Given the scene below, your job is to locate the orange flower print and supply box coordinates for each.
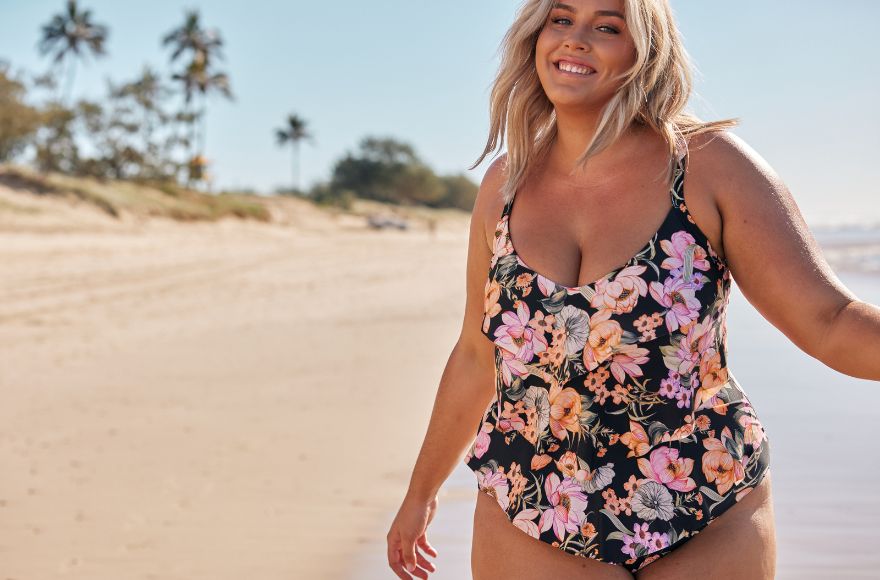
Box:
[483,278,502,334]
[515,272,535,295]
[695,347,728,410]
[701,427,746,494]
[582,309,623,371]
[584,367,610,393]
[610,383,632,405]
[528,310,555,334]
[591,265,649,314]
[508,461,527,501]
[619,420,651,458]
[531,454,553,470]
[556,450,580,477]
[547,383,582,440]
[581,521,597,540]
[490,218,514,267]
[695,414,711,431]
[633,313,653,333]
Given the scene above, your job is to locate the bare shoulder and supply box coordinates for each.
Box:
[685,128,858,362]
[473,153,509,249]
[686,129,785,218]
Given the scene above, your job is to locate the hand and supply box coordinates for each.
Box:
[386,492,440,579]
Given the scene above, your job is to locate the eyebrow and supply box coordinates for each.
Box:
[551,3,625,19]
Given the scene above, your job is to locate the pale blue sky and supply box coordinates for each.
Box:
[1,0,878,226]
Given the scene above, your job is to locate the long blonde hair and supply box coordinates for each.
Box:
[470,0,739,203]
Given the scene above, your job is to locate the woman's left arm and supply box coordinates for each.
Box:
[698,131,880,380]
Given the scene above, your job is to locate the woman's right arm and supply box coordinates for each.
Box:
[386,156,506,579]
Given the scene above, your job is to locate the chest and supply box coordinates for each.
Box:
[505,174,679,290]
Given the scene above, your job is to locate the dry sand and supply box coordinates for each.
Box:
[0,183,471,578]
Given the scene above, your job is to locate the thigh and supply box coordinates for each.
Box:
[636,471,777,580]
[471,489,634,580]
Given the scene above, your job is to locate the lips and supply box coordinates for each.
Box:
[553,57,596,73]
[554,60,596,77]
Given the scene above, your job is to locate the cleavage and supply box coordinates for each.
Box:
[507,182,673,289]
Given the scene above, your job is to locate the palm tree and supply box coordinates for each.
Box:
[162,8,232,187]
[275,114,314,194]
[171,57,232,162]
[161,10,224,66]
[37,0,109,106]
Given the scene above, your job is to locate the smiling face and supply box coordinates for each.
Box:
[535,0,637,111]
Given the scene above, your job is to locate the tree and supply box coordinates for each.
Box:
[162,9,233,187]
[275,113,314,194]
[0,61,42,163]
[330,136,444,205]
[37,0,109,106]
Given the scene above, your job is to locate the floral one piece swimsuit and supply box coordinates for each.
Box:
[464,151,771,574]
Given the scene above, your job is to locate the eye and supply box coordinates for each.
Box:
[549,17,620,34]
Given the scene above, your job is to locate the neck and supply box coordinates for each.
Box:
[548,110,646,177]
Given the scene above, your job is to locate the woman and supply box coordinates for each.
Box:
[386,0,880,578]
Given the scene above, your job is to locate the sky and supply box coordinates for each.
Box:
[1,0,878,226]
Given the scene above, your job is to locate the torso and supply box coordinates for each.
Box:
[464,137,771,572]
[483,131,725,278]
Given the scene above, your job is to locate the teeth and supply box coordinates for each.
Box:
[557,61,594,75]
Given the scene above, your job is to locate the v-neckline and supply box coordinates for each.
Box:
[501,156,684,292]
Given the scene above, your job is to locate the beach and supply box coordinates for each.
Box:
[1,184,879,578]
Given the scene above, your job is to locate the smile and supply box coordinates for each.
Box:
[554,61,596,78]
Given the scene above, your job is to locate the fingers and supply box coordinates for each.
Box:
[417,533,439,558]
[416,550,437,574]
[387,532,410,579]
[387,531,437,579]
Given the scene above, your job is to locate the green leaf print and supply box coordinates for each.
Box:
[600,508,634,535]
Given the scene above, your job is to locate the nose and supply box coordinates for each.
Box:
[562,28,592,52]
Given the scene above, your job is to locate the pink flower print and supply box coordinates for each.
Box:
[538,473,589,542]
[665,317,713,375]
[632,522,651,546]
[536,274,558,297]
[511,508,542,538]
[658,377,679,399]
[676,386,692,409]
[649,275,701,333]
[473,422,494,459]
[621,533,639,558]
[477,467,510,511]
[591,265,648,314]
[659,231,710,272]
[637,446,697,492]
[647,531,670,554]
[738,406,767,450]
[498,348,529,387]
[608,343,650,384]
[494,301,548,364]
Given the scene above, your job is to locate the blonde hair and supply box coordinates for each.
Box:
[470,0,739,203]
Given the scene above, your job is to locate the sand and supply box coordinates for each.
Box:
[0,183,471,578]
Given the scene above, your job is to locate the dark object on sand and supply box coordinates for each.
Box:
[367,214,409,231]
